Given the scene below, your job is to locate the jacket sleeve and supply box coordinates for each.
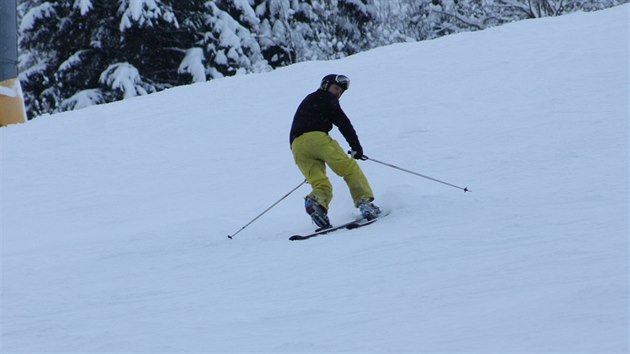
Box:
[328,98,362,152]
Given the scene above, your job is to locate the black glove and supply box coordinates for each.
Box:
[349,149,367,160]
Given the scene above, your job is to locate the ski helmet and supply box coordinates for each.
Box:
[320,74,350,92]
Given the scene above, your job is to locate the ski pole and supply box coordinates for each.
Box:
[227,179,307,239]
[360,154,470,193]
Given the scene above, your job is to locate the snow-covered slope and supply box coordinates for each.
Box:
[2,5,628,353]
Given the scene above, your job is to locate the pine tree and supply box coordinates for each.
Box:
[115,0,180,94]
[254,0,296,68]
[200,0,268,78]
[17,0,626,118]
[19,1,74,114]
[19,1,181,114]
[19,0,279,116]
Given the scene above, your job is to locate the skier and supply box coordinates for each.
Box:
[290,74,381,230]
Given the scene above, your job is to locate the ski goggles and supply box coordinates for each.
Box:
[334,75,350,91]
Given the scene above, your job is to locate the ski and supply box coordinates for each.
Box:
[289,217,377,241]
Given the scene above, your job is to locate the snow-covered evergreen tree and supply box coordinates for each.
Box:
[19,1,178,114]
[254,0,296,68]
[17,0,627,118]
[201,0,268,78]
[426,0,628,36]
[19,1,70,114]
[114,0,181,96]
[19,0,274,115]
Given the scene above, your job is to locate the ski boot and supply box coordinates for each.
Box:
[305,196,331,231]
[358,199,381,220]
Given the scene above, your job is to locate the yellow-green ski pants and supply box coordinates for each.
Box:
[291,132,374,210]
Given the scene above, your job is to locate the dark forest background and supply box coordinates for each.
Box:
[18,0,625,118]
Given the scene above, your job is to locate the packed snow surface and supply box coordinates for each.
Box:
[2,5,628,353]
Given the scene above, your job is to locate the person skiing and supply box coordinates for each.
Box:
[290,74,381,230]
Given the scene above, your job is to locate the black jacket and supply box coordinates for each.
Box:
[289,90,362,152]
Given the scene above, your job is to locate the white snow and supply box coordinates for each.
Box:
[231,0,261,27]
[99,62,147,98]
[0,84,17,98]
[2,5,628,353]
[73,0,93,16]
[58,50,88,73]
[118,0,178,31]
[178,48,207,83]
[60,89,104,111]
[18,2,56,33]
